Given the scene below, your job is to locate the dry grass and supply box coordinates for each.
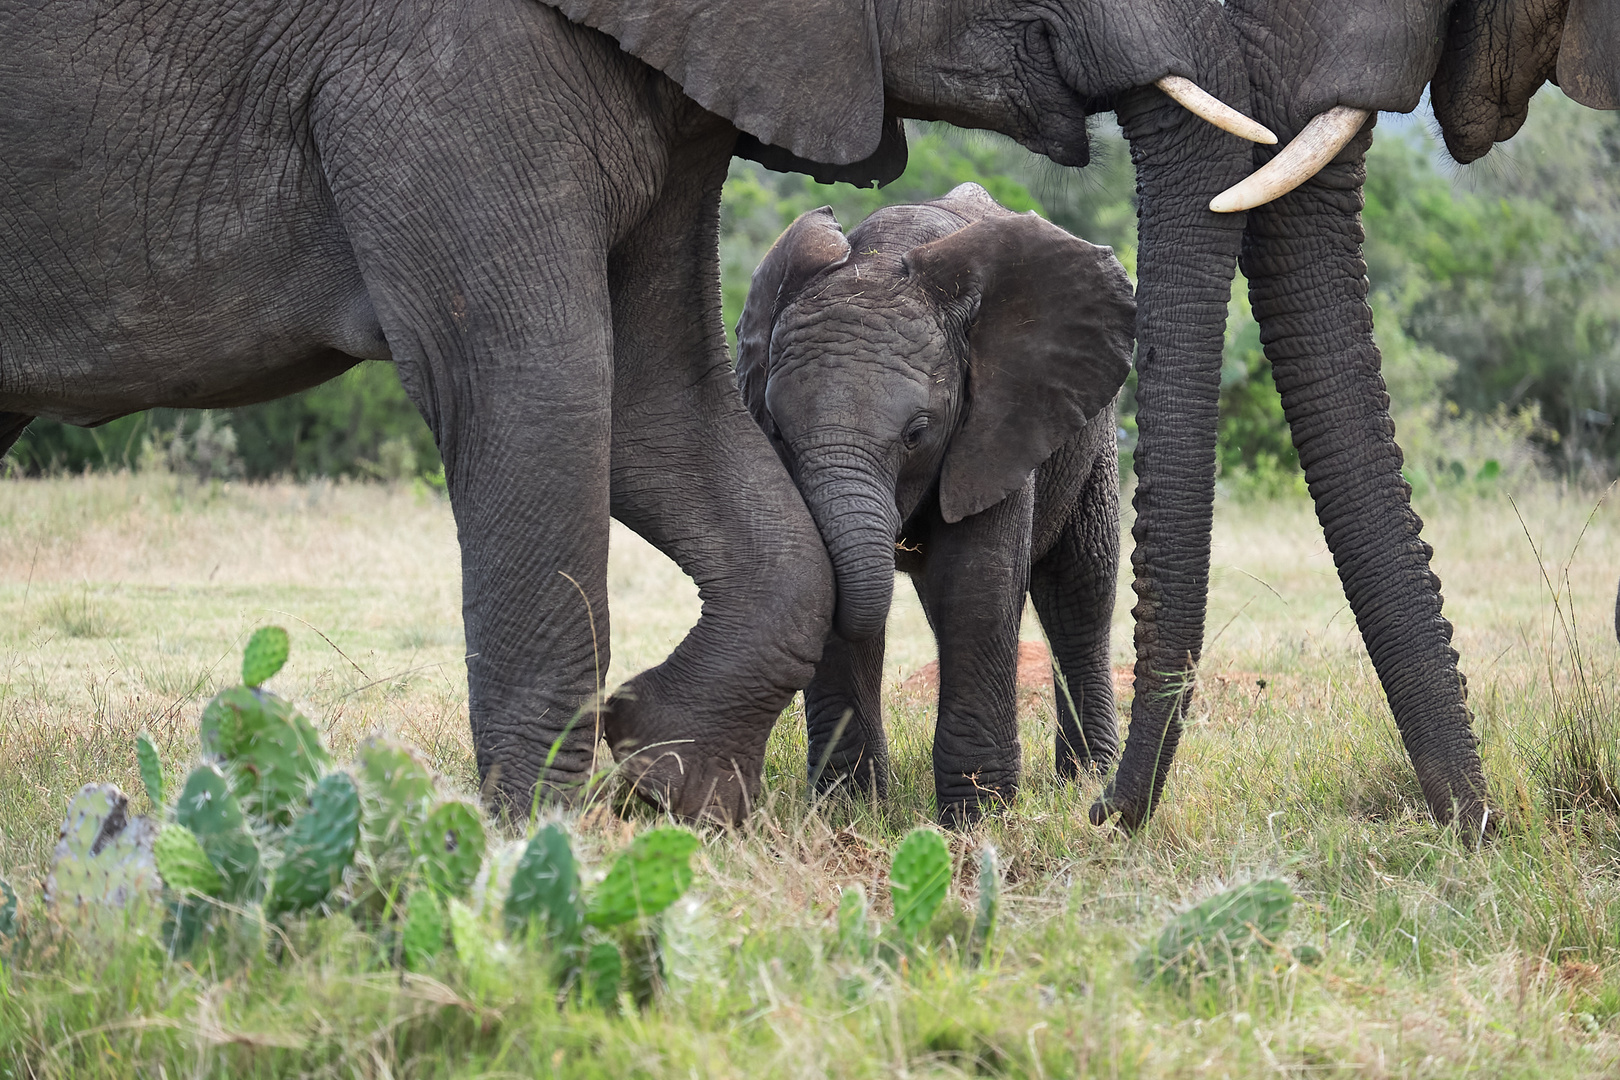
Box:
[4,471,1620,1077]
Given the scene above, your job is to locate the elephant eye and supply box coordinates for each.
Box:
[903,415,930,450]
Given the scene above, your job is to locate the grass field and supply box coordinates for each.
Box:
[4,471,1620,1077]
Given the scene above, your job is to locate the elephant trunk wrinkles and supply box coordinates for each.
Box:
[793,447,902,643]
[1092,84,1249,831]
[1240,125,1492,834]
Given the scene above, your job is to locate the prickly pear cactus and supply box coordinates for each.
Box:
[135,731,163,808]
[585,828,699,929]
[402,888,446,972]
[837,885,871,960]
[1137,879,1296,985]
[413,801,486,900]
[504,823,580,942]
[264,772,361,919]
[240,626,290,687]
[583,939,623,1010]
[0,877,16,940]
[200,685,329,829]
[354,736,436,904]
[888,828,950,941]
[153,824,223,896]
[44,784,161,921]
[174,764,260,901]
[969,845,999,966]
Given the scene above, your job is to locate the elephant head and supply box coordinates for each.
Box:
[1088,0,1620,836]
[735,190,1135,641]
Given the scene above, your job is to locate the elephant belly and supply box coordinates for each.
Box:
[0,1,389,425]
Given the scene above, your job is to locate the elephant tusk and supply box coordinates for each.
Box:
[1154,76,1277,145]
[1209,105,1371,213]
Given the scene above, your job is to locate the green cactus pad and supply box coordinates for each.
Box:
[174,764,260,902]
[199,685,329,828]
[264,772,361,919]
[154,824,223,896]
[45,783,162,921]
[889,828,951,941]
[585,828,699,929]
[583,940,623,1010]
[402,889,446,972]
[356,737,436,834]
[0,877,16,939]
[504,823,580,942]
[969,845,999,966]
[412,801,486,900]
[241,626,290,687]
[1137,878,1295,985]
[135,732,164,809]
[837,885,870,960]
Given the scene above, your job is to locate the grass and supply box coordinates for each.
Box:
[4,470,1620,1076]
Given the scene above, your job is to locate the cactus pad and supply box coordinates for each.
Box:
[837,885,870,959]
[413,801,486,900]
[0,877,16,940]
[241,626,290,687]
[174,764,260,902]
[504,823,580,942]
[355,737,436,883]
[135,731,164,808]
[969,845,999,966]
[889,828,950,941]
[264,772,361,918]
[402,889,446,971]
[1137,878,1295,985]
[585,828,699,929]
[199,685,329,828]
[44,783,161,919]
[583,940,623,1010]
[154,824,223,896]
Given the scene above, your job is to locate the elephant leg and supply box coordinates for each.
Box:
[1242,128,1492,834]
[603,133,834,823]
[914,481,1034,825]
[803,630,890,797]
[1031,454,1120,779]
[0,414,32,459]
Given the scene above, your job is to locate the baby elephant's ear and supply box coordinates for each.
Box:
[910,213,1135,523]
[735,208,850,433]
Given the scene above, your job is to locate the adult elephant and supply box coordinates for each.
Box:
[0,0,1267,822]
[1090,0,1620,836]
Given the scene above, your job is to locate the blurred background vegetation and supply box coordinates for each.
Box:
[9,89,1617,497]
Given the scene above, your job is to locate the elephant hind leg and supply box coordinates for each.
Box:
[0,415,32,460]
[1031,449,1121,779]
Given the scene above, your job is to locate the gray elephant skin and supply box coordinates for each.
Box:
[736,185,1134,822]
[1087,0,1620,837]
[0,0,1263,822]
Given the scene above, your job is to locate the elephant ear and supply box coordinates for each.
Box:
[547,0,886,167]
[909,213,1135,524]
[735,208,851,434]
[1559,0,1620,110]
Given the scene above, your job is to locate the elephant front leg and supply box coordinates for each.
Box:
[804,630,890,798]
[602,134,834,824]
[915,482,1034,825]
[1030,454,1121,778]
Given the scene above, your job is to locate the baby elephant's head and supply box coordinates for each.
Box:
[736,192,1135,640]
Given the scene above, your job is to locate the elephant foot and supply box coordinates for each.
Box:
[601,686,767,826]
[937,784,1014,829]
[1056,746,1113,782]
[812,753,888,800]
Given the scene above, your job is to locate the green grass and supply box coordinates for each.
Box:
[4,471,1620,1076]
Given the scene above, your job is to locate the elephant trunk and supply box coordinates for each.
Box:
[792,446,902,642]
[1239,118,1492,834]
[1090,81,1250,831]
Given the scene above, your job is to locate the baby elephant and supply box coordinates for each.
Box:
[736,183,1135,823]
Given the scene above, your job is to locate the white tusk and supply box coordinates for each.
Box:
[1154,76,1277,145]
[1209,105,1371,213]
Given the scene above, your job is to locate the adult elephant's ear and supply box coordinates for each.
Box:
[735,208,850,434]
[910,213,1135,524]
[1559,0,1620,110]
[547,0,886,167]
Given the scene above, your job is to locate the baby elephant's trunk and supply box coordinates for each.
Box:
[794,453,902,642]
